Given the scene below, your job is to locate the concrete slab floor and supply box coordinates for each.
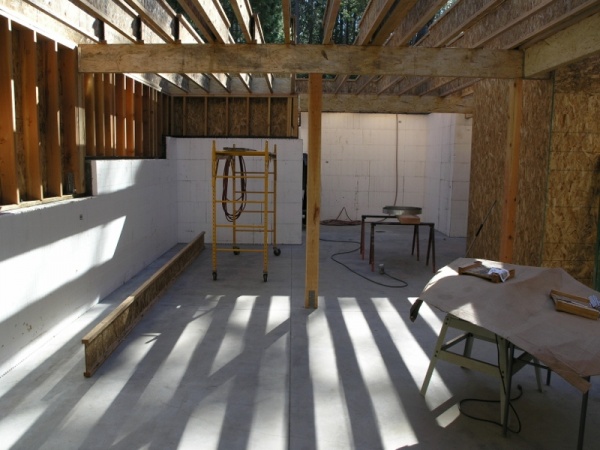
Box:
[0,224,598,449]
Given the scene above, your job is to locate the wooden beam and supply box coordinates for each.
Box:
[525,11,600,78]
[322,0,341,44]
[298,93,473,114]
[134,80,143,156]
[499,79,522,263]
[125,76,135,156]
[81,232,205,377]
[0,17,19,206]
[115,73,126,156]
[42,39,62,197]
[281,0,292,44]
[59,46,85,195]
[177,0,231,43]
[305,73,322,309]
[230,0,253,43]
[94,73,105,156]
[78,44,524,78]
[83,73,96,156]
[20,29,43,201]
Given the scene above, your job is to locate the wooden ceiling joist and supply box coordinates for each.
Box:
[177,0,231,43]
[322,0,341,44]
[79,44,524,78]
[525,11,600,78]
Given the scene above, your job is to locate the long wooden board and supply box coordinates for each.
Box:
[81,232,205,377]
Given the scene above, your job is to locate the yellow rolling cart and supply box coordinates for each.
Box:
[211,141,279,281]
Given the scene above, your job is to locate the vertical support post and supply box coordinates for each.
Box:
[115,73,125,156]
[83,73,96,157]
[94,73,105,156]
[104,73,115,156]
[134,80,143,156]
[21,28,43,201]
[499,78,523,262]
[43,40,62,197]
[125,77,135,156]
[60,46,85,196]
[305,73,322,308]
[0,17,19,205]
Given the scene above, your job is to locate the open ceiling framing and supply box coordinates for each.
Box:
[2,0,600,113]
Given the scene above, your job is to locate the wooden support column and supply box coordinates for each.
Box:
[0,17,19,205]
[134,81,143,156]
[20,29,43,201]
[43,40,62,197]
[59,46,85,196]
[94,73,105,156]
[499,79,523,262]
[83,73,96,157]
[115,74,126,156]
[104,73,115,157]
[305,73,322,308]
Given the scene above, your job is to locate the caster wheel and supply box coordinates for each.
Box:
[263,273,268,282]
[212,271,217,280]
[273,247,281,256]
[233,245,240,255]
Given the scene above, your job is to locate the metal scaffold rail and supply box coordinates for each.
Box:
[211,140,279,281]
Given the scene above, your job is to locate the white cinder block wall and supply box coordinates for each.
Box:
[299,112,472,237]
[168,137,303,245]
[0,160,178,372]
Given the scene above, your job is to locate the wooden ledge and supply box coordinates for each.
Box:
[82,232,205,377]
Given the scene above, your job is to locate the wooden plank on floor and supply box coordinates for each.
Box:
[81,232,205,377]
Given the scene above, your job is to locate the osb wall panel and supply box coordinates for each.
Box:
[467,79,510,259]
[249,98,269,137]
[185,97,206,136]
[171,97,184,136]
[229,97,248,136]
[270,98,289,137]
[207,98,227,136]
[543,55,600,286]
[513,79,553,266]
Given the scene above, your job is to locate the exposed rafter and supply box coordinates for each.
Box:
[322,0,341,44]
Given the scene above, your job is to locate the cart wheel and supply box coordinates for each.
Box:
[263,273,268,282]
[233,245,240,255]
[212,271,217,280]
[273,247,281,256]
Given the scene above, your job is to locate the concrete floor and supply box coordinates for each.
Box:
[1,224,598,449]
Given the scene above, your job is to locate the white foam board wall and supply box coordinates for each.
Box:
[167,137,304,245]
[0,159,178,372]
[300,112,472,237]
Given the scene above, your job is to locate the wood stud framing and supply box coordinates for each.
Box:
[0,19,182,208]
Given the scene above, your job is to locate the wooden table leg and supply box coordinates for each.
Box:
[360,216,365,259]
[369,223,375,271]
[426,224,436,272]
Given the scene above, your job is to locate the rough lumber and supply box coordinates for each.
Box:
[305,74,321,309]
[0,16,19,205]
[525,11,600,78]
[78,44,524,79]
[298,93,473,114]
[81,232,205,377]
[322,0,341,44]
